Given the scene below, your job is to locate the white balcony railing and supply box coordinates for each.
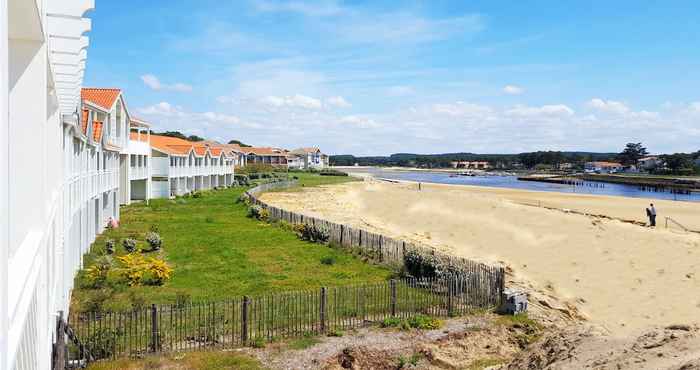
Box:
[129,166,148,180]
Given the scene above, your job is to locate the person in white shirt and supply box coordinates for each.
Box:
[649,203,657,227]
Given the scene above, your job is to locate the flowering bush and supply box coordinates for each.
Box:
[116,253,172,286]
[294,223,330,243]
[86,256,112,288]
[122,238,137,253]
[247,205,268,221]
[146,232,162,250]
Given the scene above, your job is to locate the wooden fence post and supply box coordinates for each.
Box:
[150,304,158,352]
[390,280,397,317]
[447,277,454,317]
[52,311,65,370]
[241,296,249,343]
[320,287,327,333]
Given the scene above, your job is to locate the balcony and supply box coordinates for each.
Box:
[129,166,148,180]
[152,157,169,177]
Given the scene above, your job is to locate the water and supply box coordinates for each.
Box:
[345,168,700,203]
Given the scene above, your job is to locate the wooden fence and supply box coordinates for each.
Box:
[244,180,506,286]
[69,276,499,360]
[69,180,505,362]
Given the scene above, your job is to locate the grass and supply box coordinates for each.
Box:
[71,173,391,313]
[287,334,321,350]
[85,351,267,370]
[282,171,360,190]
[496,313,542,347]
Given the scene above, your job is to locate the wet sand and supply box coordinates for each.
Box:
[260,179,700,337]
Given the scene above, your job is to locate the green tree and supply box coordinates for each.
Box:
[663,153,691,173]
[228,139,251,147]
[187,135,204,142]
[617,143,648,166]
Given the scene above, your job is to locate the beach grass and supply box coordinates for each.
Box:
[71,173,390,313]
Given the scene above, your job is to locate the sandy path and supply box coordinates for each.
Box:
[260,180,700,337]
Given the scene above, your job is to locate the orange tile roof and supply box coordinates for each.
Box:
[209,147,223,156]
[81,88,121,110]
[150,135,196,156]
[81,109,89,135]
[92,121,103,142]
[193,146,208,156]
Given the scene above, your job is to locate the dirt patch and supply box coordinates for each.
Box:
[247,314,541,370]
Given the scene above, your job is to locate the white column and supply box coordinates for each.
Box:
[0,1,9,368]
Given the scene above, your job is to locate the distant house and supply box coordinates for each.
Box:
[638,156,662,171]
[288,147,329,170]
[584,161,623,173]
[451,161,491,170]
[557,162,574,170]
[245,147,289,167]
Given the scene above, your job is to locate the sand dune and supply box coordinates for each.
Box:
[260,179,700,337]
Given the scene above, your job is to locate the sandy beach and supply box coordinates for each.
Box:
[260,178,700,338]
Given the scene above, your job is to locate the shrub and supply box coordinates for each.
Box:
[192,191,203,198]
[294,223,330,243]
[146,257,173,285]
[403,250,460,279]
[105,239,115,254]
[251,337,266,348]
[122,238,137,253]
[85,327,120,360]
[319,169,348,176]
[117,253,147,286]
[247,205,268,221]
[127,291,147,310]
[407,315,442,330]
[81,289,111,312]
[381,315,442,330]
[320,256,336,265]
[117,253,173,286]
[86,256,113,288]
[146,232,162,250]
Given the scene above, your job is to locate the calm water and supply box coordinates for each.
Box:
[345,168,700,203]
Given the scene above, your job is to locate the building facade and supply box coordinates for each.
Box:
[244,147,288,167]
[288,147,328,170]
[150,135,235,198]
[2,1,97,369]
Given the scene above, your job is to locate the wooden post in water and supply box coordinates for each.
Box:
[320,287,327,333]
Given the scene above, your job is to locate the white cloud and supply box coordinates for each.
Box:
[252,0,345,17]
[259,94,323,110]
[431,102,493,117]
[506,104,574,117]
[325,96,351,108]
[340,115,380,128]
[587,98,630,115]
[503,85,524,95]
[140,74,192,92]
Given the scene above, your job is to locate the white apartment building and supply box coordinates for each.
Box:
[150,135,235,198]
[288,147,329,170]
[2,1,99,369]
[125,118,151,204]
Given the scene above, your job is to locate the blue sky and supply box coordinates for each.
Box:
[84,0,700,155]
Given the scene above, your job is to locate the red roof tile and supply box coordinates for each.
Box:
[81,88,121,110]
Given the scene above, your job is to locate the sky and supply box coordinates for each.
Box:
[84,0,700,156]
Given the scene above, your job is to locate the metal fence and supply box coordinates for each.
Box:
[69,276,502,360]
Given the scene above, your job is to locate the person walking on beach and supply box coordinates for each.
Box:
[648,203,657,227]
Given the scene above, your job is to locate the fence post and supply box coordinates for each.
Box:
[150,304,158,352]
[52,311,65,370]
[390,279,397,317]
[320,287,327,333]
[241,296,249,344]
[447,277,454,317]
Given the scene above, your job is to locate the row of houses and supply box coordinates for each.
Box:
[0,2,327,368]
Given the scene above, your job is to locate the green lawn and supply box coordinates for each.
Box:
[71,173,390,313]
